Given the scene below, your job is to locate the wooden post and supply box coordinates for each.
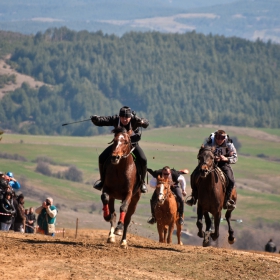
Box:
[63,228,65,238]
[75,218,78,238]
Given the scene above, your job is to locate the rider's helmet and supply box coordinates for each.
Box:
[119,106,132,118]
[6,171,13,178]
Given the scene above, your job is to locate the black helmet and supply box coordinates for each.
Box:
[119,106,132,118]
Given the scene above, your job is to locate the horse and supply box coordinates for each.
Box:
[194,145,237,247]
[101,127,141,249]
[154,176,183,245]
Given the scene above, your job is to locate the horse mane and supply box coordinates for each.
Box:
[111,126,127,135]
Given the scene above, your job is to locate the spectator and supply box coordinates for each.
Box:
[5,171,21,190]
[0,190,16,231]
[0,171,8,192]
[24,208,29,233]
[10,190,18,231]
[265,239,277,253]
[14,194,26,233]
[35,197,57,236]
[26,207,36,234]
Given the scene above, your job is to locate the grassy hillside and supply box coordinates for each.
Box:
[1,125,280,249]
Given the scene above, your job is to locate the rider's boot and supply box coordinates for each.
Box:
[178,213,184,225]
[147,198,157,224]
[223,186,236,210]
[93,163,104,191]
[185,187,197,206]
[140,164,148,193]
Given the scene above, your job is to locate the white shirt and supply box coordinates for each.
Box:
[149,174,186,192]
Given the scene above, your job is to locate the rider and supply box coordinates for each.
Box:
[91,106,149,193]
[147,166,187,225]
[186,129,238,210]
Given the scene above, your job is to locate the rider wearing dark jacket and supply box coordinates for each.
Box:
[91,106,149,193]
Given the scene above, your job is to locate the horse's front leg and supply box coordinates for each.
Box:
[157,223,165,243]
[210,211,221,241]
[196,204,204,238]
[114,190,133,237]
[203,212,212,247]
[101,193,116,243]
[167,222,175,244]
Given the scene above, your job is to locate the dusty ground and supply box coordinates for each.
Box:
[0,229,279,280]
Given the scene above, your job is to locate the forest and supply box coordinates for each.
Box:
[0,27,280,136]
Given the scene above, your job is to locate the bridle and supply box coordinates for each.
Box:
[156,180,171,205]
[198,147,216,178]
[111,132,135,162]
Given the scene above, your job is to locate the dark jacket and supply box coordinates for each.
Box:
[147,168,181,185]
[0,197,16,224]
[92,114,149,144]
[14,201,25,224]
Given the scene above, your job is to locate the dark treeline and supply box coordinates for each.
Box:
[0,27,280,136]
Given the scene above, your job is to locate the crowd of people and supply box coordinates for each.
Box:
[0,171,57,236]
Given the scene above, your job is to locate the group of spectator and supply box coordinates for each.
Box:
[0,171,35,232]
[0,171,58,236]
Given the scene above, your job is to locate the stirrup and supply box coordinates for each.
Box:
[225,199,236,210]
[185,196,196,206]
[93,180,103,191]
[147,216,156,225]
[141,183,148,193]
[179,216,184,225]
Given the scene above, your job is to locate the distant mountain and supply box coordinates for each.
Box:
[0,0,279,43]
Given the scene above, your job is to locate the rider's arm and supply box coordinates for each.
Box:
[91,115,116,126]
[226,143,238,164]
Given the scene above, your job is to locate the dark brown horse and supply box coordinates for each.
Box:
[154,176,183,245]
[101,127,141,248]
[194,145,237,247]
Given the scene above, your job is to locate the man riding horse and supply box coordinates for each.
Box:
[91,106,149,193]
[186,129,237,210]
[147,166,187,225]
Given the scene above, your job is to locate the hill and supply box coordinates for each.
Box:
[0,230,279,280]
[0,0,280,43]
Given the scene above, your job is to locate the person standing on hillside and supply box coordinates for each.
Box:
[265,239,277,253]
[5,171,21,190]
[35,197,57,236]
[26,207,36,233]
[91,106,149,193]
[147,166,188,225]
[14,194,26,233]
[0,190,16,231]
[186,129,238,210]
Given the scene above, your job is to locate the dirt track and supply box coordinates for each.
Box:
[1,229,279,280]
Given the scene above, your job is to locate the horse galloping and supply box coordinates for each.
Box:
[154,176,183,245]
[101,127,141,248]
[195,145,237,247]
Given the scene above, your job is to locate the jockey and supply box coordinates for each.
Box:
[147,166,187,225]
[186,129,238,210]
[91,106,149,193]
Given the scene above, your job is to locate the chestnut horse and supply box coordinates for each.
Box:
[101,127,141,249]
[154,176,183,245]
[194,145,237,247]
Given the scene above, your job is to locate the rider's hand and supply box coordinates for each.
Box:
[220,155,228,162]
[182,191,187,197]
[90,115,99,123]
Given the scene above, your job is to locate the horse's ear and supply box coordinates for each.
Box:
[201,144,204,149]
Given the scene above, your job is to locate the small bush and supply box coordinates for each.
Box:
[35,161,52,176]
[0,152,27,162]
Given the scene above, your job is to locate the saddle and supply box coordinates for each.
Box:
[214,167,227,193]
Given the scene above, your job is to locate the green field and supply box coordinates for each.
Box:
[1,125,280,248]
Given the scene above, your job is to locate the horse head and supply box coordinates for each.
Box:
[110,127,133,165]
[156,176,172,205]
[197,145,216,178]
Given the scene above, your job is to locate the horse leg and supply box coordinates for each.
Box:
[157,223,165,243]
[120,190,140,249]
[176,215,183,245]
[225,209,235,244]
[196,205,204,238]
[210,211,221,241]
[114,191,133,237]
[101,193,116,243]
[202,212,212,247]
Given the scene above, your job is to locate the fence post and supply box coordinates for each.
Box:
[75,218,78,238]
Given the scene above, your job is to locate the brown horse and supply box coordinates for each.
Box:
[194,145,237,247]
[101,127,141,249]
[154,176,183,245]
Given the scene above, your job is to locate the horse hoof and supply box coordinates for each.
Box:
[210,233,218,241]
[104,215,111,222]
[197,231,204,238]
[228,237,236,244]
[203,241,210,247]
[107,237,116,243]
[120,240,128,249]
[114,229,123,236]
